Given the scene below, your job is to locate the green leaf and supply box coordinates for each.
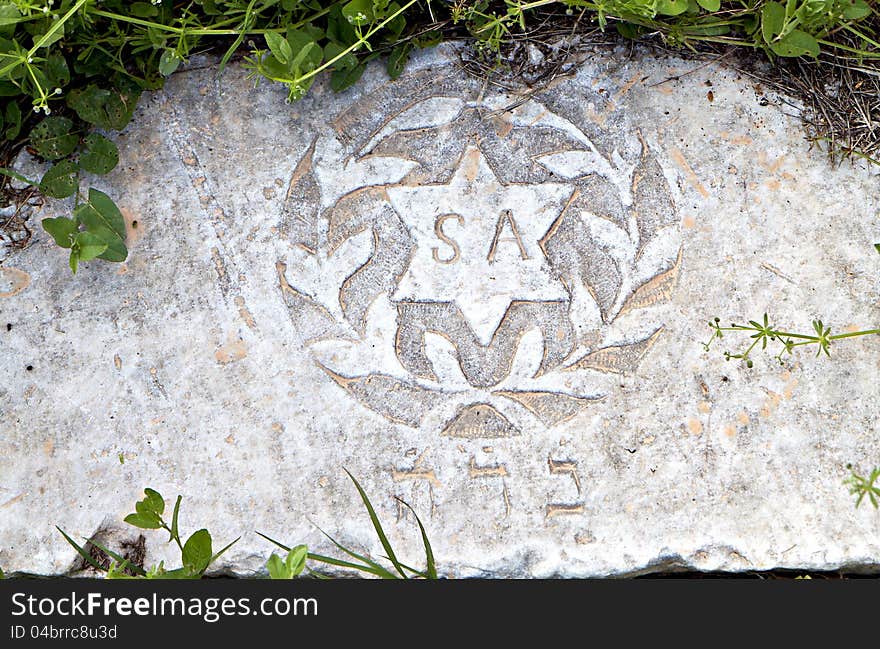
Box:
[142,488,165,515]
[841,0,871,20]
[327,5,358,45]
[43,52,70,89]
[0,5,21,27]
[73,231,108,262]
[66,82,141,131]
[170,495,182,544]
[130,2,160,18]
[770,30,820,57]
[30,116,78,159]
[413,29,443,49]
[384,2,406,37]
[387,42,412,80]
[158,49,181,77]
[330,63,365,92]
[695,0,720,10]
[286,28,323,70]
[265,32,293,66]
[291,42,319,73]
[42,216,78,248]
[154,566,200,579]
[761,1,786,43]
[182,529,213,576]
[32,17,64,49]
[324,41,358,70]
[286,544,308,577]
[266,553,288,579]
[4,101,20,140]
[873,243,879,254]
[656,0,689,16]
[79,134,119,175]
[123,512,162,529]
[73,188,128,262]
[39,160,79,198]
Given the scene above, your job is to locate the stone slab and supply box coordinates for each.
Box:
[1,42,879,577]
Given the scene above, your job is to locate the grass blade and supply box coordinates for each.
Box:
[306,552,392,578]
[316,526,398,579]
[88,539,146,577]
[210,536,241,564]
[382,557,428,579]
[344,468,408,579]
[396,497,436,579]
[258,529,396,578]
[56,526,106,574]
[218,0,258,76]
[256,531,291,552]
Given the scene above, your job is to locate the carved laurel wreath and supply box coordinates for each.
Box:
[276,63,681,436]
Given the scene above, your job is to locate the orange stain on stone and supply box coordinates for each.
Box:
[687,417,703,436]
[215,337,248,365]
[0,267,31,298]
[761,390,783,418]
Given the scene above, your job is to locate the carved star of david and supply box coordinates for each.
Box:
[387,145,574,344]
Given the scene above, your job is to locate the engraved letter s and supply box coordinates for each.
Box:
[432,213,463,264]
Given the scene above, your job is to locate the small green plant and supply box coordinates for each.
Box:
[58,487,239,579]
[846,465,880,509]
[259,469,437,579]
[703,313,880,367]
[266,544,308,579]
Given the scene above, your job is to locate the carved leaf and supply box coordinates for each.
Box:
[318,364,446,427]
[276,261,342,343]
[279,137,321,252]
[494,390,605,427]
[580,245,622,325]
[565,327,663,374]
[619,247,682,316]
[631,131,677,252]
[332,67,483,152]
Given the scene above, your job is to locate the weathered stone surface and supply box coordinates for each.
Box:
[1,43,879,577]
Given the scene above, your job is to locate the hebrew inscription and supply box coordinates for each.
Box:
[278,64,681,437]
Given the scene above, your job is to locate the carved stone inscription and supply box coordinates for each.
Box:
[278,65,681,442]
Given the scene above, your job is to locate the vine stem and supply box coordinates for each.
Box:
[828,329,880,340]
[89,4,339,37]
[273,0,420,88]
[0,0,90,78]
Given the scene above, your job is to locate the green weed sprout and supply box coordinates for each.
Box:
[845,465,880,509]
[58,488,239,579]
[259,469,437,579]
[703,313,879,367]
